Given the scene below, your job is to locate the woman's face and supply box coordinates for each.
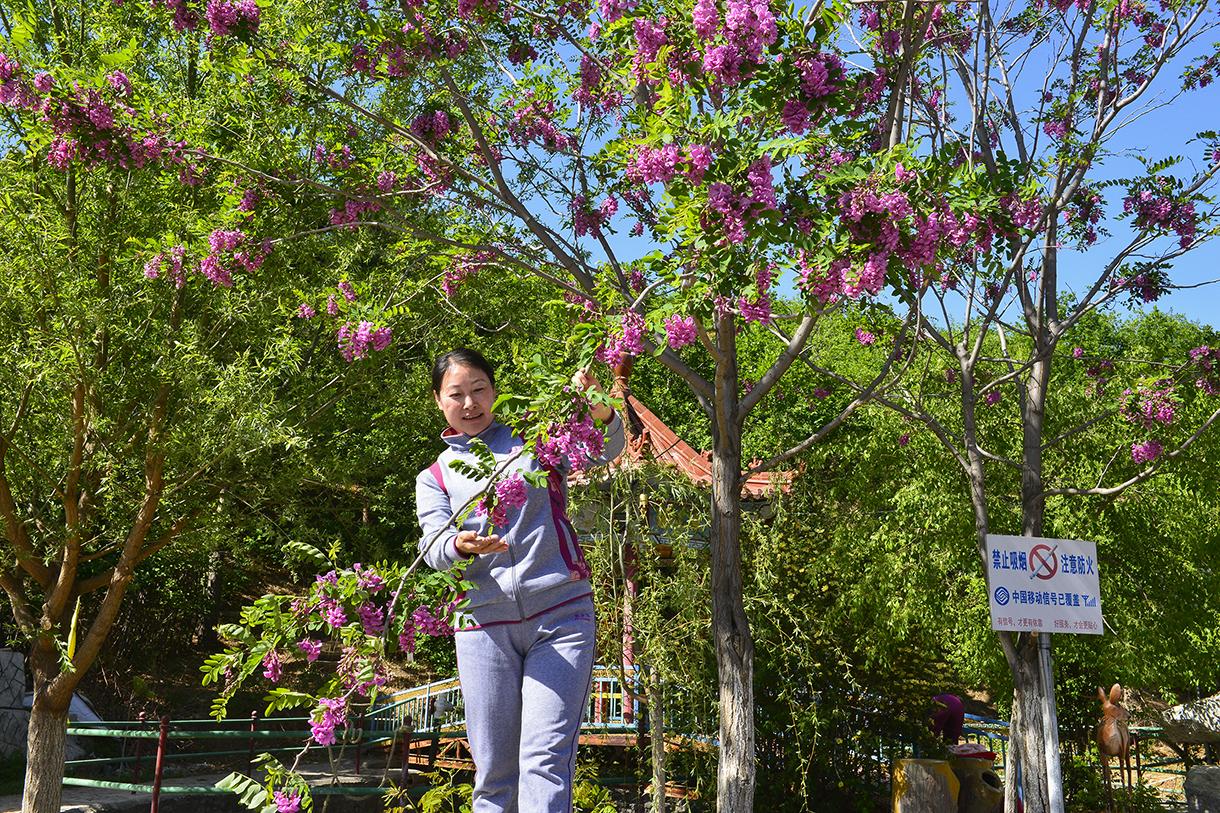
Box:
[434,363,497,436]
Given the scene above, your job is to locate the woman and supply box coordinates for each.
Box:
[415,348,624,813]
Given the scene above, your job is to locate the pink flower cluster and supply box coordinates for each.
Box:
[1120,385,1176,429]
[664,314,697,349]
[572,54,622,113]
[632,17,669,77]
[456,0,497,20]
[782,53,844,133]
[508,93,575,152]
[626,143,714,186]
[204,0,260,38]
[337,320,393,362]
[855,327,876,346]
[0,57,187,173]
[409,603,455,643]
[410,109,452,143]
[1123,187,1197,248]
[1190,345,1220,396]
[143,245,188,288]
[261,650,282,682]
[738,264,773,324]
[149,0,199,30]
[1113,269,1166,303]
[571,195,618,238]
[273,791,301,813]
[706,182,748,243]
[1130,439,1164,465]
[596,310,646,366]
[477,472,528,527]
[309,696,348,746]
[695,0,778,86]
[328,199,381,229]
[358,602,385,635]
[199,228,269,288]
[297,638,322,662]
[535,411,607,472]
[443,250,496,297]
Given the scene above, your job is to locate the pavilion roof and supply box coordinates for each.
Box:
[606,393,790,501]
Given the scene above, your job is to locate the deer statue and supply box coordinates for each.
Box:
[1096,683,1134,810]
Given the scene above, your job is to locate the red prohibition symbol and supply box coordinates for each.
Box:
[1029,543,1058,581]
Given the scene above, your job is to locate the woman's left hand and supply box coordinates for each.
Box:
[572,369,614,423]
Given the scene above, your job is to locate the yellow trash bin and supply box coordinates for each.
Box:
[893,758,960,813]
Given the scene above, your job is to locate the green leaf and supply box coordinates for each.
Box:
[282,540,331,567]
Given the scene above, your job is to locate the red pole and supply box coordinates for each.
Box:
[149,716,169,813]
[247,711,259,768]
[400,716,414,786]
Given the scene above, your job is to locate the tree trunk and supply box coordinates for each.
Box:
[22,641,72,813]
[1005,633,1050,813]
[650,669,666,813]
[710,431,754,811]
[1002,343,1058,813]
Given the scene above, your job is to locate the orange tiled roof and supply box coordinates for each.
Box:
[608,393,789,501]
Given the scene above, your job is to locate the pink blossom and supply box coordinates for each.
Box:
[309,697,348,746]
[746,156,777,211]
[297,638,322,662]
[495,472,529,509]
[261,650,282,682]
[693,0,719,39]
[205,0,260,37]
[535,411,607,472]
[324,604,348,628]
[296,303,316,319]
[983,389,1002,406]
[781,100,810,134]
[339,280,357,302]
[738,296,772,324]
[686,144,713,184]
[702,43,743,85]
[1131,439,1163,464]
[358,602,385,635]
[1072,346,1084,359]
[664,314,697,349]
[33,72,53,93]
[273,791,301,813]
[632,18,668,76]
[855,327,876,346]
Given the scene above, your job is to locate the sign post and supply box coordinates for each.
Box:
[986,534,1104,813]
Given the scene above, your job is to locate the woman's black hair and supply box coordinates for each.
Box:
[431,348,496,393]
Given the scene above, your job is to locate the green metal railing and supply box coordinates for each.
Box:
[63,692,431,813]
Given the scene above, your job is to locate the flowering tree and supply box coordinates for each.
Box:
[0,6,433,811]
[774,3,1220,811]
[146,0,1055,807]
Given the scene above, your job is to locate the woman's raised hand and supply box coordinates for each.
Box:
[571,369,614,423]
[455,529,508,556]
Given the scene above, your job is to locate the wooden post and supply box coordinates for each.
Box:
[132,711,147,781]
[149,716,169,813]
[247,711,259,768]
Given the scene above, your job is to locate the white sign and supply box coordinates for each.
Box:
[985,534,1103,635]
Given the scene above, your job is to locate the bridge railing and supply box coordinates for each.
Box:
[369,663,643,736]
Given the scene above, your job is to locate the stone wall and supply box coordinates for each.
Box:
[1188,765,1220,812]
[0,649,28,758]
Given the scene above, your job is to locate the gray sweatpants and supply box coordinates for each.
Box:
[454,596,596,813]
